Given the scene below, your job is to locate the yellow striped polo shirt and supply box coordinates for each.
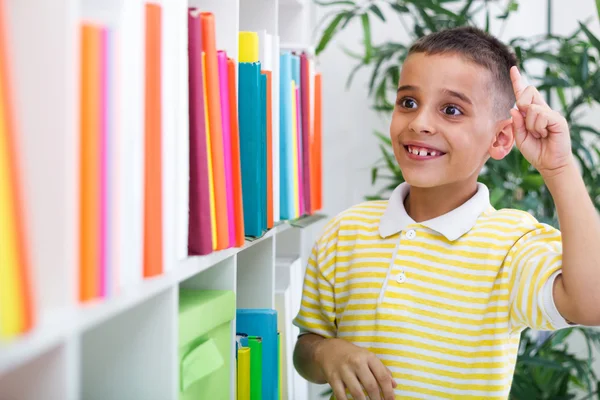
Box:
[293,182,570,399]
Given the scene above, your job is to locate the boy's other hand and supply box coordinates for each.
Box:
[509,66,574,178]
[314,338,397,400]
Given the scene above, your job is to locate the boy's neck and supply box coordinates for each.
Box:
[404,181,479,223]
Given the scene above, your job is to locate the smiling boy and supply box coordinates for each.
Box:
[292,26,600,400]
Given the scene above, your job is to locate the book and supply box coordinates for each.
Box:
[270,36,280,224]
[0,0,34,336]
[187,9,213,256]
[261,70,274,229]
[218,50,236,247]
[236,309,278,400]
[79,23,102,301]
[290,79,300,218]
[278,53,294,221]
[201,12,229,250]
[260,72,268,231]
[143,3,163,278]
[202,52,218,250]
[248,336,263,400]
[300,53,312,215]
[227,57,245,247]
[237,346,251,400]
[314,73,323,211]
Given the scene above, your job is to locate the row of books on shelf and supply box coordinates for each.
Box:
[0,0,322,340]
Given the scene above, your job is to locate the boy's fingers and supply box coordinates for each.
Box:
[516,86,548,111]
[510,108,528,145]
[357,366,382,400]
[341,368,366,400]
[510,66,527,98]
[369,360,396,400]
[330,378,348,400]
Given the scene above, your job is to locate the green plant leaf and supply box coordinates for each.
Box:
[314,0,355,5]
[579,22,600,54]
[596,0,600,22]
[370,4,385,22]
[371,167,378,184]
[417,7,437,32]
[373,130,392,146]
[361,13,373,62]
[457,0,475,25]
[380,144,401,176]
[315,13,347,55]
[390,3,409,13]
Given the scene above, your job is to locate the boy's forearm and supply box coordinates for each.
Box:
[293,333,328,384]
[544,160,600,324]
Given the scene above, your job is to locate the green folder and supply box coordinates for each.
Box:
[248,336,263,400]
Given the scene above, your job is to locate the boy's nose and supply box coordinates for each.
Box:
[408,112,436,135]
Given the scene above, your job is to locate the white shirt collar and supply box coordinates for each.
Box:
[378,182,491,241]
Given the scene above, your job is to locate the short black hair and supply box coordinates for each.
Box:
[408,26,518,117]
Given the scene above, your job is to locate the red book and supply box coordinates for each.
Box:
[143,3,163,277]
[187,9,213,255]
[227,58,245,247]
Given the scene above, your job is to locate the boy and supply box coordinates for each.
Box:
[292,26,600,400]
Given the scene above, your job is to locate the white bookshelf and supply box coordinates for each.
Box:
[0,0,322,399]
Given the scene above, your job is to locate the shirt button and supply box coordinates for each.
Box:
[396,272,406,283]
[405,229,416,239]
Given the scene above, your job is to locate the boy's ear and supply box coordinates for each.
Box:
[489,117,514,160]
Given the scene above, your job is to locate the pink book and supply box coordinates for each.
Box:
[187,9,213,255]
[295,87,304,216]
[217,50,235,246]
[100,27,108,298]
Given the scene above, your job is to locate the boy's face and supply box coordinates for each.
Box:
[390,52,512,189]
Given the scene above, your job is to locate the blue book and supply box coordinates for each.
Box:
[236,309,278,400]
[279,53,294,220]
[260,73,268,231]
[238,62,264,237]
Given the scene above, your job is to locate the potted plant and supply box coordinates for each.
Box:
[314,1,600,398]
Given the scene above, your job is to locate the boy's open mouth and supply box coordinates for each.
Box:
[404,144,446,159]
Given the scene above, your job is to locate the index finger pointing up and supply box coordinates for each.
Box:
[510,66,526,98]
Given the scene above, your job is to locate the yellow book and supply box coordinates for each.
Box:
[202,52,218,250]
[0,59,24,338]
[290,80,300,218]
[238,32,259,63]
[237,347,251,400]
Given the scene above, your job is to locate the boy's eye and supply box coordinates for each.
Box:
[443,105,462,116]
[400,98,417,109]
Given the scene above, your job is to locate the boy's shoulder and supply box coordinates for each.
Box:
[316,199,389,241]
[480,206,560,237]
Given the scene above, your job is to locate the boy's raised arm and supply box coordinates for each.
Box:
[510,66,600,326]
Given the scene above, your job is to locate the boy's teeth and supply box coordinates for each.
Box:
[419,149,427,156]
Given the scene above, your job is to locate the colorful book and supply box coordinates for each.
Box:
[270,36,280,224]
[218,50,236,246]
[237,346,251,400]
[187,9,213,256]
[238,32,265,237]
[260,73,268,231]
[314,73,323,211]
[294,84,304,217]
[237,309,278,400]
[278,53,294,220]
[0,0,34,337]
[290,80,300,218]
[100,27,108,297]
[201,12,229,250]
[143,3,163,277]
[79,23,101,301]
[300,53,312,215]
[248,336,263,400]
[227,57,245,247]
[261,70,274,229]
[202,52,218,250]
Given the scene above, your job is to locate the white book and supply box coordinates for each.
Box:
[275,264,295,400]
[175,0,189,261]
[117,0,144,288]
[272,35,281,223]
[160,0,178,272]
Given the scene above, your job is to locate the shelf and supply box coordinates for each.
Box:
[0,220,304,378]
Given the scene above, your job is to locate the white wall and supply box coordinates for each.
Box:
[317,0,600,218]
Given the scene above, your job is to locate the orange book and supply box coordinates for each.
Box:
[314,73,323,211]
[0,0,34,334]
[200,13,229,250]
[143,4,163,277]
[227,58,245,247]
[261,70,273,228]
[79,24,101,301]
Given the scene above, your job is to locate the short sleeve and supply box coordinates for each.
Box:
[507,225,571,333]
[292,240,337,339]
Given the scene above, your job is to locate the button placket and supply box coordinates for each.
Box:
[377,228,415,305]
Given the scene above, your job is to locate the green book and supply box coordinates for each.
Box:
[248,336,263,400]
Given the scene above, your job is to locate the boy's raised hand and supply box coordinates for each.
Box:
[315,338,397,400]
[509,66,573,177]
